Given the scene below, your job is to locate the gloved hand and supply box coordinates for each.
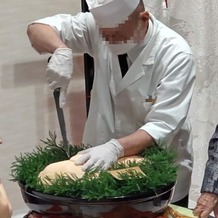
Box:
[46,48,73,108]
[71,139,124,171]
[193,192,218,218]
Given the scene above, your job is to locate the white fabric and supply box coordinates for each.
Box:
[143,0,171,26]
[0,180,12,218]
[34,12,195,202]
[46,48,73,108]
[86,0,114,8]
[107,41,137,54]
[87,0,140,27]
[73,139,124,171]
[33,13,97,55]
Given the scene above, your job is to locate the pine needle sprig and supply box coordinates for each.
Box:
[10,132,86,188]
[40,131,86,158]
[10,134,178,200]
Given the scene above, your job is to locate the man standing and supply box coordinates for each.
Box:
[27,0,195,206]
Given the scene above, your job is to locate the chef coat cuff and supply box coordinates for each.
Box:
[139,123,173,144]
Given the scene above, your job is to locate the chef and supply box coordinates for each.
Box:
[27,0,196,207]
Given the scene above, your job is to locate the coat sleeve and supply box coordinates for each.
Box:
[201,125,218,194]
[31,12,97,55]
[140,51,196,143]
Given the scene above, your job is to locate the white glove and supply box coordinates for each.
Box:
[46,48,73,108]
[72,139,124,171]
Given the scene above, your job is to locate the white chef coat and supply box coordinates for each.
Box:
[33,12,196,202]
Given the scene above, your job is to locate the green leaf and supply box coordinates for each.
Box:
[10,133,177,200]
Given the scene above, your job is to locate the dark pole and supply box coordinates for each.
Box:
[81,0,88,11]
[81,0,94,116]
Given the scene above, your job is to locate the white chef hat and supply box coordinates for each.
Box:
[86,0,141,27]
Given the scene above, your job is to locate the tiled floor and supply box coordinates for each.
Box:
[0,1,215,217]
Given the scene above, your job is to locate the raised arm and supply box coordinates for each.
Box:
[26,13,97,108]
[0,137,12,218]
[26,16,74,108]
[27,23,68,54]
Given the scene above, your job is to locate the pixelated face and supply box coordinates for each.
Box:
[99,15,138,44]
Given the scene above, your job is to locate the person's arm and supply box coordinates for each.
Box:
[117,129,154,156]
[27,13,96,108]
[27,22,72,108]
[193,125,218,218]
[201,125,218,194]
[120,52,195,156]
[194,192,218,218]
[27,13,96,55]
[0,180,12,218]
[74,51,195,171]
[0,139,12,218]
[27,23,68,54]
[72,131,154,171]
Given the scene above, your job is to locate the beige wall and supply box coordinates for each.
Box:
[0,1,86,215]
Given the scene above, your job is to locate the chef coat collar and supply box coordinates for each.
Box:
[127,18,154,63]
